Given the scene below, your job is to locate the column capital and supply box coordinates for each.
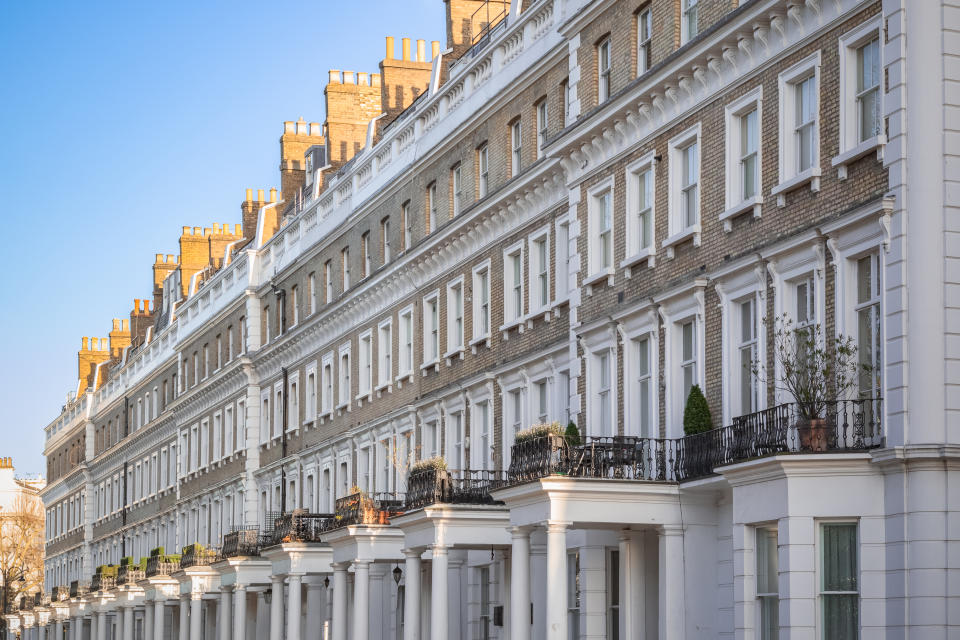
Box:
[510,525,531,538]
[331,561,351,571]
[430,544,448,556]
[660,524,685,536]
[233,583,247,592]
[353,558,372,568]
[402,548,423,559]
[544,520,571,533]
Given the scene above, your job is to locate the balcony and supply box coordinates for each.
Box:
[405,468,505,510]
[145,554,181,577]
[325,491,405,531]
[50,586,69,602]
[90,566,117,592]
[116,563,145,585]
[68,581,87,598]
[266,511,335,546]
[180,543,218,568]
[505,398,883,487]
[221,528,263,558]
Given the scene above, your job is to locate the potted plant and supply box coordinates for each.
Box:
[510,422,568,478]
[564,422,581,447]
[754,316,868,452]
[679,385,714,477]
[409,456,450,506]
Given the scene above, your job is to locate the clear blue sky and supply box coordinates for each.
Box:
[0,0,445,477]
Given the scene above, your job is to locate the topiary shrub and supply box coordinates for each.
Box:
[564,421,581,446]
[682,385,712,435]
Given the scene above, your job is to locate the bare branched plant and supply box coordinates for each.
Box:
[1,493,45,612]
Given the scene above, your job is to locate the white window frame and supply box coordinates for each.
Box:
[581,322,618,438]
[774,51,822,205]
[288,372,300,431]
[555,217,571,303]
[623,152,657,272]
[722,87,764,230]
[422,290,441,369]
[308,272,317,315]
[398,305,415,378]
[382,217,392,264]
[452,164,463,217]
[320,352,334,416]
[663,124,702,257]
[681,0,698,44]
[477,144,489,197]
[528,227,551,315]
[342,247,351,290]
[586,177,615,289]
[471,260,493,348]
[715,265,767,425]
[755,526,779,640]
[444,406,466,472]
[305,364,317,422]
[657,284,706,437]
[445,277,466,358]
[597,38,611,103]
[637,7,652,75]
[833,17,885,179]
[617,305,659,438]
[357,329,373,400]
[502,242,525,329]
[324,260,334,303]
[337,343,351,410]
[511,120,522,176]
[377,318,393,391]
[817,521,860,640]
[469,391,493,471]
[537,100,548,158]
[427,182,438,234]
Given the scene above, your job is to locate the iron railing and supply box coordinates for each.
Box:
[145,555,180,577]
[406,468,506,510]
[505,398,883,487]
[116,565,145,586]
[324,491,406,530]
[68,581,86,598]
[180,544,218,568]
[90,573,115,592]
[221,528,262,558]
[50,586,69,602]
[471,0,510,45]
[267,511,335,546]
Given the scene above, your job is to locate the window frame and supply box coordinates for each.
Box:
[357,329,373,399]
[528,226,551,315]
[471,260,493,348]
[774,51,822,204]
[502,241,525,328]
[597,37,612,103]
[377,318,393,391]
[722,87,764,229]
[681,0,698,44]
[586,177,616,287]
[624,152,657,271]
[426,182,438,234]
[536,99,548,158]
[477,144,489,198]
[421,290,441,368]
[510,119,522,177]
[445,276,466,358]
[451,163,463,217]
[398,305,415,378]
[637,6,652,75]
[818,521,860,639]
[664,124,702,255]
[833,17,884,178]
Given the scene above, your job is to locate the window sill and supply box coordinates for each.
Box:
[499,318,524,340]
[719,195,763,232]
[396,372,414,389]
[420,360,440,376]
[469,335,491,354]
[355,392,373,408]
[375,381,392,398]
[660,225,701,259]
[524,307,552,328]
[831,135,885,179]
[443,348,465,366]
[335,402,350,416]
[620,248,656,276]
[771,167,821,206]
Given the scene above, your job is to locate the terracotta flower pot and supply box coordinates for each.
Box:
[797,418,829,452]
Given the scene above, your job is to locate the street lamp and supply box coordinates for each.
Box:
[392,565,402,586]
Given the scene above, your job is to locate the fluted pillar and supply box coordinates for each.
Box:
[545,521,570,640]
[331,563,349,640]
[429,546,447,640]
[268,576,283,640]
[402,550,421,640]
[232,586,247,640]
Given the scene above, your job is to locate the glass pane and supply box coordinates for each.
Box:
[822,523,858,591]
[637,338,649,376]
[740,299,755,342]
[823,595,859,640]
[857,39,879,93]
[742,154,756,199]
[609,550,620,604]
[740,345,754,412]
[796,281,809,323]
[639,380,650,433]
[760,596,779,640]
[756,528,778,594]
[741,110,757,156]
[682,322,694,360]
[859,88,879,142]
[683,364,694,400]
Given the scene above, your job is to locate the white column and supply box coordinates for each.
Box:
[75,615,84,640]
[510,527,531,640]
[232,586,247,640]
[122,605,133,640]
[179,597,189,640]
[114,610,124,640]
[403,550,421,640]
[658,525,685,640]
[305,581,323,640]
[55,619,64,640]
[545,521,569,640]
[332,564,348,640]
[96,612,106,640]
[255,592,269,640]
[429,547,447,640]
[189,596,202,640]
[217,588,231,640]
[352,561,370,640]
[619,531,644,640]
[269,577,283,640]
[144,602,154,640]
[286,575,302,640]
[39,623,47,640]
[153,601,164,640]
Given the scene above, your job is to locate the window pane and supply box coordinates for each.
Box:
[822,524,858,592]
[682,322,694,360]
[756,528,778,594]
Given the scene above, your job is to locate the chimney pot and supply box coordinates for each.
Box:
[417,39,426,62]
[385,36,395,60]
[432,40,440,60]
[270,188,277,202]
[257,188,265,202]
[402,38,411,61]
[245,188,253,202]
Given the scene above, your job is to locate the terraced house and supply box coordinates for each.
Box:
[25,0,959,639]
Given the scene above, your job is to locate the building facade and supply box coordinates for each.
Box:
[28,0,959,639]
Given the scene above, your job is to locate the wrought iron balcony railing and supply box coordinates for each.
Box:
[145,555,181,577]
[221,528,262,558]
[323,491,406,531]
[405,468,506,510]
[50,586,69,602]
[180,544,218,568]
[504,398,883,488]
[90,573,115,592]
[116,564,145,585]
[68,581,87,598]
[265,511,335,546]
